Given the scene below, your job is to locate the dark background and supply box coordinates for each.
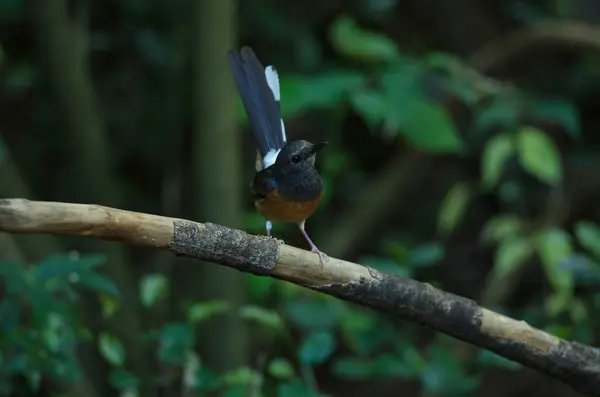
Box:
[0,0,599,396]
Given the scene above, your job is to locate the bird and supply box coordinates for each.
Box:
[227,46,329,264]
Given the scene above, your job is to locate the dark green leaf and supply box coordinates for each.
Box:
[239,305,283,331]
[474,96,520,132]
[574,221,600,260]
[268,358,296,380]
[277,381,311,397]
[158,322,194,365]
[481,133,515,189]
[34,253,106,282]
[98,333,126,366]
[279,72,364,117]
[516,126,562,185]
[77,272,120,298]
[188,300,229,323]
[530,98,580,137]
[298,330,335,365]
[409,242,445,268]
[108,368,139,391]
[140,274,168,308]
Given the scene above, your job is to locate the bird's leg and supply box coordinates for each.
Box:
[265,220,284,244]
[298,220,328,265]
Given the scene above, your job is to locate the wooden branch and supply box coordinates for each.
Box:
[0,199,599,396]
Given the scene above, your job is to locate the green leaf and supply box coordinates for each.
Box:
[408,242,445,268]
[545,291,571,317]
[77,272,120,298]
[569,297,587,324]
[437,181,472,237]
[398,98,464,154]
[298,330,335,365]
[535,228,574,296]
[481,133,515,189]
[530,98,580,137]
[277,380,315,397]
[493,235,533,280]
[329,15,400,62]
[188,300,230,323]
[139,274,168,308]
[279,72,365,117]
[0,136,4,162]
[284,299,339,330]
[349,90,387,128]
[98,333,126,366]
[34,253,106,281]
[574,221,600,260]
[239,305,284,331]
[221,367,260,386]
[108,368,139,391]
[481,215,523,243]
[268,358,296,380]
[158,322,194,365]
[100,294,119,318]
[516,126,562,185]
[474,96,520,132]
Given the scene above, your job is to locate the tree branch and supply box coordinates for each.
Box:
[0,199,598,396]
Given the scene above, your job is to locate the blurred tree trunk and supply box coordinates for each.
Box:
[27,1,151,395]
[187,0,248,371]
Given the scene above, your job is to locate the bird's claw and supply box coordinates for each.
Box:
[311,247,329,265]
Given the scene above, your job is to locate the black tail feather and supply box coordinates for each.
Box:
[227,47,285,157]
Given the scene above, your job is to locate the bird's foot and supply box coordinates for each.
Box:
[311,247,329,265]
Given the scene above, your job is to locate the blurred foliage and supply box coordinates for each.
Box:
[1,0,600,396]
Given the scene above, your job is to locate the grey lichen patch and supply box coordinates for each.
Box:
[169,220,278,275]
[316,269,484,340]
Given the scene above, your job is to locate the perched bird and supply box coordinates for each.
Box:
[227,46,328,264]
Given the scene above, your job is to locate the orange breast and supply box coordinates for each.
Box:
[255,189,323,223]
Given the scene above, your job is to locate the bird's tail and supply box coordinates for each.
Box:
[227,47,286,169]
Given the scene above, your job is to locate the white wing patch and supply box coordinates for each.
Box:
[263,148,281,169]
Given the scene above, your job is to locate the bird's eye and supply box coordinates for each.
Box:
[291,155,302,164]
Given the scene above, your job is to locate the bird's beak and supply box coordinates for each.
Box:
[310,142,328,155]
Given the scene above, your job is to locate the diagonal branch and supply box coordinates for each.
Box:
[0,199,598,396]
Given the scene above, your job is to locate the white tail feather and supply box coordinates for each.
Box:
[264,65,286,159]
[265,66,280,101]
